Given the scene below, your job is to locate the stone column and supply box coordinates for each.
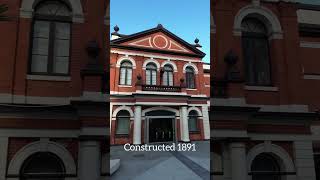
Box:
[133,106,142,144]
[201,105,210,140]
[180,106,190,142]
[0,137,8,179]
[230,142,247,180]
[78,141,101,180]
[294,140,316,180]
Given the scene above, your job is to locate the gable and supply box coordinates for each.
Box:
[121,32,194,54]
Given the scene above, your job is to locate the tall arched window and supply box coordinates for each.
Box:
[116,110,130,135]
[162,65,174,86]
[20,152,65,180]
[146,63,157,85]
[186,67,195,89]
[241,18,271,86]
[251,153,281,180]
[188,110,199,132]
[30,1,72,75]
[119,61,132,85]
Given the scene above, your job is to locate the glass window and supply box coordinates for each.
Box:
[119,61,132,85]
[241,18,271,86]
[146,63,157,85]
[30,1,71,75]
[116,110,130,135]
[162,65,174,86]
[188,110,199,132]
[251,153,281,180]
[186,67,195,89]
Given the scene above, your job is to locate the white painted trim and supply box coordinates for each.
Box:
[129,37,153,48]
[244,85,279,91]
[152,35,168,49]
[118,85,132,88]
[168,40,189,52]
[161,60,178,72]
[142,58,161,70]
[183,62,199,74]
[111,50,202,63]
[8,140,77,176]
[142,106,179,116]
[116,56,136,69]
[134,90,188,96]
[300,41,320,48]
[233,4,283,39]
[186,88,197,91]
[304,74,320,80]
[27,75,71,81]
[20,0,84,23]
[187,106,203,116]
[112,105,134,118]
[136,102,188,106]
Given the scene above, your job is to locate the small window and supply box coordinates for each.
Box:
[241,18,271,86]
[162,65,174,86]
[186,67,195,89]
[30,1,72,75]
[188,110,199,132]
[116,110,130,135]
[146,63,157,85]
[119,61,132,85]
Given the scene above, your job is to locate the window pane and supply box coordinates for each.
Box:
[54,39,69,57]
[31,55,48,73]
[127,68,132,85]
[53,57,68,74]
[33,21,50,38]
[32,38,49,55]
[119,68,126,85]
[168,72,173,86]
[146,70,151,85]
[188,117,198,132]
[55,23,70,40]
[163,72,168,86]
[116,118,129,134]
[152,71,157,85]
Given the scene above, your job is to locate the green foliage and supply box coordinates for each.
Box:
[0,4,8,21]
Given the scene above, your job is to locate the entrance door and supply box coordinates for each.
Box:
[149,118,174,143]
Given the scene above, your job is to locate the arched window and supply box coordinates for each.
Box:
[162,65,174,86]
[251,153,281,180]
[186,67,195,89]
[20,152,65,180]
[146,63,157,85]
[188,110,199,132]
[241,18,271,86]
[119,61,132,85]
[30,1,72,75]
[116,110,130,135]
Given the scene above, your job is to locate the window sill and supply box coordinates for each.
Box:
[189,131,200,134]
[115,134,129,138]
[186,88,197,91]
[244,85,278,92]
[118,85,132,87]
[26,75,71,82]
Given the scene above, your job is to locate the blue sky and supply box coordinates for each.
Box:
[110,0,210,63]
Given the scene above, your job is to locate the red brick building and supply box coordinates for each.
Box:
[110,24,210,145]
[212,0,320,180]
[0,0,108,179]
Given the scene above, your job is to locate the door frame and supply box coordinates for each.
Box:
[145,116,176,144]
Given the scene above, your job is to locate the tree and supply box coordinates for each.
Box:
[0,4,8,21]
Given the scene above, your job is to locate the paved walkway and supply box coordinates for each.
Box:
[111,141,210,180]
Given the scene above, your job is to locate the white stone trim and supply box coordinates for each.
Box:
[297,9,320,25]
[187,106,203,116]
[304,74,320,80]
[27,75,71,81]
[116,56,136,69]
[183,62,199,74]
[142,106,179,116]
[118,85,133,88]
[152,35,168,49]
[211,130,248,138]
[111,50,202,63]
[8,140,76,176]
[20,0,84,23]
[161,60,178,72]
[300,41,320,48]
[112,105,134,118]
[247,143,295,180]
[142,58,161,70]
[233,4,283,39]
[244,85,278,91]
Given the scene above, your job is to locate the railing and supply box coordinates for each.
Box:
[141,85,181,92]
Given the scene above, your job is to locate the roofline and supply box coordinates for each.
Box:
[110,25,205,57]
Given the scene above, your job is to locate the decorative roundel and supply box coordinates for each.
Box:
[152,35,168,49]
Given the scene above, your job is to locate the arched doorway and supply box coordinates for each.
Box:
[145,110,176,143]
[20,152,65,180]
[251,153,281,180]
